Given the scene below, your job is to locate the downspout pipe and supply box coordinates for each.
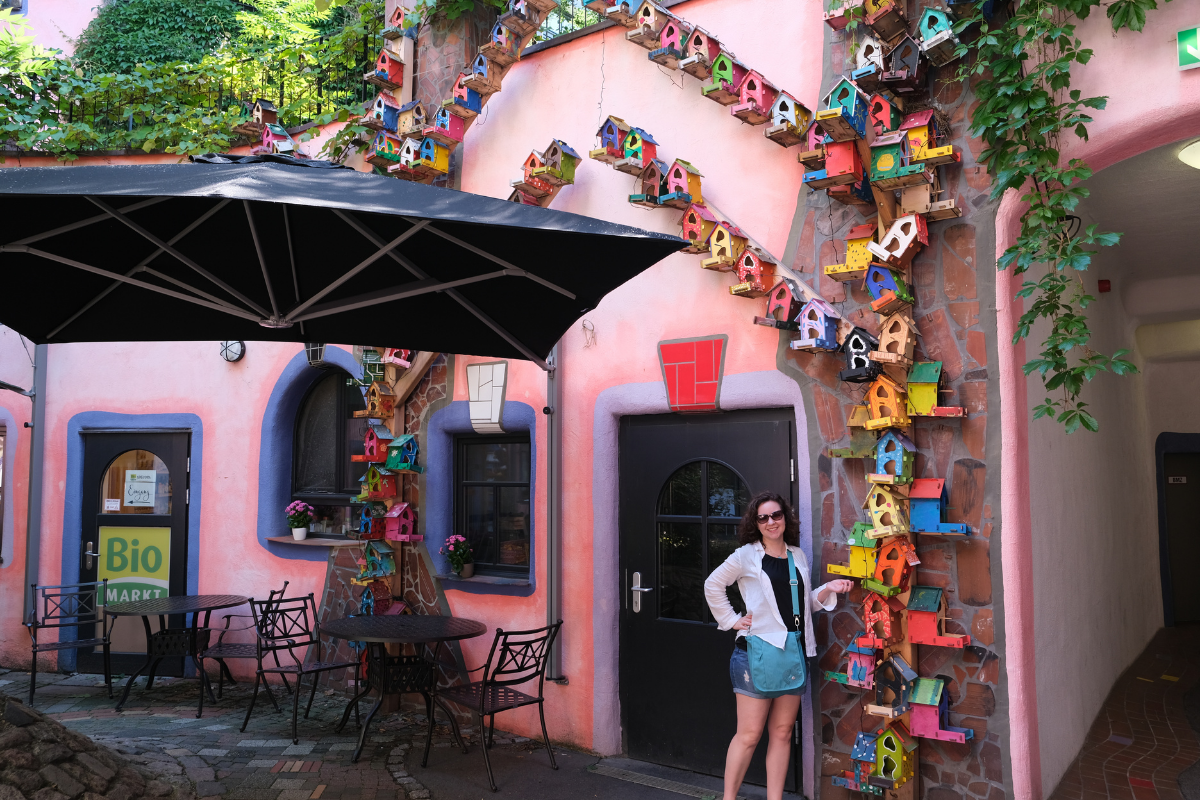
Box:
[545,343,566,683]
[22,344,47,622]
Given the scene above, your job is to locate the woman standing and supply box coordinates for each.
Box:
[704,491,853,800]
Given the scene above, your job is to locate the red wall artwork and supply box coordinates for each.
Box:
[657,335,729,413]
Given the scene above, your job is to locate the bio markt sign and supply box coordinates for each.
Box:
[99,527,170,603]
[1180,27,1200,71]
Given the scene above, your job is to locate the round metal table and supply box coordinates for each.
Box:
[106,594,249,716]
[322,614,487,762]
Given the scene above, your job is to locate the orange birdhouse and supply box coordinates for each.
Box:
[864,374,910,430]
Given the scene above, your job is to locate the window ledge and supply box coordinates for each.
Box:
[267,536,362,547]
[436,573,531,587]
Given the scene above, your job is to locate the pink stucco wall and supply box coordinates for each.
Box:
[0,329,35,668]
[8,0,93,54]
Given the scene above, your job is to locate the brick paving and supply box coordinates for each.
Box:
[1050,626,1200,800]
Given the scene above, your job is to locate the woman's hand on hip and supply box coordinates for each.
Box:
[733,613,753,631]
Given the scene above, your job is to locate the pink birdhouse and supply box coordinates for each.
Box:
[659,17,686,51]
[765,278,804,323]
[382,348,412,368]
[383,502,420,542]
[730,247,777,298]
[731,70,778,125]
[679,202,716,254]
[681,27,721,79]
[353,423,395,463]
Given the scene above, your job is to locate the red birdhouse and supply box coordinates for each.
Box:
[680,26,721,79]
[765,278,804,323]
[802,140,863,189]
[730,247,777,298]
[352,423,395,463]
[366,48,404,91]
[679,202,717,254]
[383,502,421,542]
[907,586,970,648]
[730,70,778,125]
[857,592,906,648]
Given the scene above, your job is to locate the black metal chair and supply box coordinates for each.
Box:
[428,620,562,792]
[198,581,291,698]
[240,593,361,744]
[26,580,112,705]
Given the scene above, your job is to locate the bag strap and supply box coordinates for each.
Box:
[786,551,801,630]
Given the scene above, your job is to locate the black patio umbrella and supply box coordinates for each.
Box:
[0,157,685,369]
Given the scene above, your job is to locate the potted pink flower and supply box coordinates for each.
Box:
[440,534,474,578]
[286,501,315,541]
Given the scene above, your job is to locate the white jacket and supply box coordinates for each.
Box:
[704,541,835,657]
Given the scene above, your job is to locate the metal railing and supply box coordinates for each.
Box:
[532,0,603,43]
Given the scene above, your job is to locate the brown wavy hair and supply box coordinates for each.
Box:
[738,491,800,547]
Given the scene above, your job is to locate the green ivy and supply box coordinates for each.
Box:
[953,0,1160,432]
[73,0,243,73]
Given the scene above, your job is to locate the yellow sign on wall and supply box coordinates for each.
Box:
[98,527,171,603]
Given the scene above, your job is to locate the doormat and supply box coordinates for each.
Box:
[587,763,748,800]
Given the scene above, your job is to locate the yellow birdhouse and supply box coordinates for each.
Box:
[864,374,910,429]
[700,222,748,271]
[862,486,910,538]
[874,722,918,788]
[828,522,877,580]
[823,222,877,282]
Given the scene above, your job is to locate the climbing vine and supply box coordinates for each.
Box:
[953,0,1165,432]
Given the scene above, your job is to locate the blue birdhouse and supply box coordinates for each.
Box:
[909,478,970,535]
[873,430,917,484]
[795,298,841,351]
[385,433,424,473]
[816,77,869,140]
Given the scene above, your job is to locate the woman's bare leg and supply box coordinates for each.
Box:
[764,694,801,800]
[723,693,771,800]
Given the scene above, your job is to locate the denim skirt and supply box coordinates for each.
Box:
[730,643,803,700]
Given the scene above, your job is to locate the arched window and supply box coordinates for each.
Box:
[292,370,367,533]
[656,460,749,623]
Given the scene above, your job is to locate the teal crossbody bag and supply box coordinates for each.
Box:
[746,551,807,697]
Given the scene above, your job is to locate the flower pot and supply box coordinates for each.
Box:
[292,527,308,541]
[459,563,474,579]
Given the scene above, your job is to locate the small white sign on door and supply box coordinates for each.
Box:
[104,499,121,512]
[1170,476,1188,484]
[124,470,157,507]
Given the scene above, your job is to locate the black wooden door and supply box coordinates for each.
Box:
[619,408,796,787]
[1166,453,1200,623]
[78,432,190,675]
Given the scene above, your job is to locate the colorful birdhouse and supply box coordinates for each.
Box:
[358,505,374,538]
[871,430,916,484]
[823,222,877,282]
[363,92,401,133]
[417,137,450,175]
[382,348,412,368]
[817,77,869,141]
[464,53,502,96]
[862,484,911,538]
[907,361,964,417]
[253,98,278,126]
[498,0,543,37]
[481,20,521,67]
[828,427,880,459]
[868,214,928,269]
[365,131,404,168]
[907,586,970,648]
[350,422,394,463]
[700,222,748,271]
[899,182,962,220]
[824,0,864,30]
[626,0,672,48]
[508,189,541,205]
[629,158,668,208]
[531,139,582,186]
[661,159,702,208]
[357,466,398,502]
[918,7,960,66]
[824,635,877,690]
[393,101,426,137]
[909,677,974,743]
[864,0,907,43]
[615,127,658,175]
[869,311,918,376]
[828,521,879,579]
[730,70,778,125]
[869,131,934,192]
[863,535,919,595]
[851,62,883,95]
[382,502,420,542]
[833,732,882,795]
[251,123,293,156]
[883,37,924,93]
[600,0,637,26]
[792,298,841,351]
[423,106,466,147]
[864,263,916,315]
[857,591,906,648]
[648,16,690,67]
[909,478,970,535]
[680,26,721,79]
[443,74,482,121]
[763,91,812,147]
[765,278,804,324]
[730,247,777,298]
[868,92,903,135]
[802,140,864,189]
[865,654,917,718]
[864,374,910,430]
[385,433,424,473]
[679,202,717,253]
[874,722,918,789]
[828,177,876,208]
[366,48,404,91]
[902,110,959,165]
[838,326,882,383]
[591,115,631,163]
[382,5,406,38]
[388,138,426,181]
[352,540,396,586]
[797,121,828,170]
[365,381,396,418]
[701,51,748,105]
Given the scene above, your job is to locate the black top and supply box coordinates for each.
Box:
[321,614,488,644]
[105,595,249,617]
[761,554,802,637]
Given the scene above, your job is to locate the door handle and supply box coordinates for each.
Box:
[83,541,100,571]
[631,571,653,614]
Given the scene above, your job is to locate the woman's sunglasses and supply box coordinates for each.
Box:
[756,510,786,524]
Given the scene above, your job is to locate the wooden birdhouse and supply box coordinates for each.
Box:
[701,51,749,105]
[481,21,521,67]
[865,654,917,718]
[823,0,864,30]
[363,92,401,133]
[763,91,812,147]
[851,62,883,95]
[907,586,970,648]
[864,263,916,315]
[591,115,631,163]
[862,484,910,538]
[382,5,406,38]
[351,540,396,585]
[883,37,924,93]
[512,152,553,199]
[864,373,911,430]
[253,98,278,126]
[864,0,907,43]
[357,466,398,502]
[868,214,928,268]
[252,123,294,155]
[365,131,403,168]
[626,0,671,48]
[531,139,581,187]
[823,636,877,689]
[498,0,543,37]
[384,433,423,473]
[649,16,690,67]
[828,177,876,208]
[629,158,668,208]
[870,311,918,374]
[832,732,881,795]
[423,106,466,147]
[870,430,916,484]
[730,70,778,125]
[679,202,717,253]
[874,722,918,789]
[730,247,777,298]
[351,423,394,463]
[869,131,934,192]
[444,73,483,121]
[363,382,396,419]
[358,505,374,538]
[661,159,702,207]
[366,48,404,91]
[817,77,869,141]
[508,189,541,205]
[863,534,918,596]
[700,222,748,271]
[382,502,420,542]
[797,121,828,170]
[838,326,882,383]
[396,101,427,136]
[828,521,878,580]
[909,478,970,534]
[599,0,636,26]
[793,298,841,351]
[857,591,906,648]
[909,677,974,743]
[680,26,721,79]
[382,348,412,368]
[828,427,880,459]
[397,137,423,166]
[765,278,804,325]
[902,110,959,165]
[801,140,863,189]
[615,126,658,174]
[417,137,450,175]
[918,7,960,66]
[388,139,425,181]
[907,361,964,417]
[464,53,502,97]
[868,92,902,135]
[824,222,877,283]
